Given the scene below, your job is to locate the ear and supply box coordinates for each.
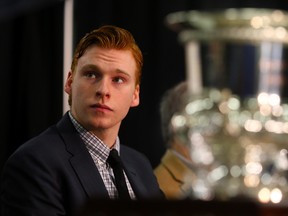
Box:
[130,85,140,107]
[64,71,73,95]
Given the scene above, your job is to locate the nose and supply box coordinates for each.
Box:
[96,79,110,98]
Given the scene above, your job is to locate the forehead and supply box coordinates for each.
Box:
[78,46,136,72]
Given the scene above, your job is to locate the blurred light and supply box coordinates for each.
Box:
[172,114,186,127]
[258,92,269,105]
[251,16,263,29]
[244,144,262,163]
[230,165,242,177]
[228,111,239,122]
[259,104,272,116]
[208,165,228,182]
[261,173,272,185]
[258,187,270,203]
[193,179,213,201]
[219,101,229,114]
[238,111,252,126]
[185,100,203,114]
[275,27,287,39]
[203,98,214,110]
[283,123,288,133]
[265,120,283,133]
[269,93,280,106]
[272,10,284,22]
[276,149,288,170]
[244,119,262,132]
[263,27,275,38]
[244,174,260,187]
[271,188,282,203]
[209,89,222,102]
[226,122,241,136]
[272,105,283,117]
[228,97,240,110]
[246,162,262,174]
[190,133,214,165]
[282,104,288,115]
[253,111,267,122]
[211,113,224,126]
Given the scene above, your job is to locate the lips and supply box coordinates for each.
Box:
[91,103,113,111]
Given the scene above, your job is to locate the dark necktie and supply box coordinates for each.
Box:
[107,149,131,199]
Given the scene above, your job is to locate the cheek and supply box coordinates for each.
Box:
[68,78,95,107]
[119,93,135,109]
[71,82,87,100]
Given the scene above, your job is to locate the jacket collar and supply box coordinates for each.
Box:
[56,112,110,199]
[161,149,196,185]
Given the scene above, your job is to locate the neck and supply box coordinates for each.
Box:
[91,128,118,148]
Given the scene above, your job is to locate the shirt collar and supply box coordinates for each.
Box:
[68,111,120,162]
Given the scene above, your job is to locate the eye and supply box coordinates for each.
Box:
[84,72,97,79]
[113,77,125,84]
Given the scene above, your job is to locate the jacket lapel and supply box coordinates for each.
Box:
[56,112,109,199]
[122,160,146,198]
[120,148,149,199]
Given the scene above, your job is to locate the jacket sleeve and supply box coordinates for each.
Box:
[1,147,67,216]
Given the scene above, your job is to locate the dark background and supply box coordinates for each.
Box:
[1,0,288,172]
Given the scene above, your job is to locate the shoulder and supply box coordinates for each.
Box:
[120,145,165,199]
[120,145,155,175]
[8,113,76,159]
[4,113,75,169]
[120,145,151,165]
[3,126,63,172]
[11,125,62,157]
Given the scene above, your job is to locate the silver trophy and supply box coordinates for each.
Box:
[166,8,288,203]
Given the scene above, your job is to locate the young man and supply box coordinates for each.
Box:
[1,25,164,216]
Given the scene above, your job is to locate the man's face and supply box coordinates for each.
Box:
[65,45,140,134]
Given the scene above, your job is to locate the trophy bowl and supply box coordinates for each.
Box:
[167,8,288,203]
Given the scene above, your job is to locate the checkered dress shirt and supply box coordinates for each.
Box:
[68,112,136,199]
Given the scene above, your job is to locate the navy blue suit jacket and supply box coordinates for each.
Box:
[1,113,164,216]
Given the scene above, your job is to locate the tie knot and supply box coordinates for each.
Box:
[107,149,122,168]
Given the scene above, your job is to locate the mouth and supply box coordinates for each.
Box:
[91,103,113,112]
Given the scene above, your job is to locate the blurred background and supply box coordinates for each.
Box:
[1,0,288,172]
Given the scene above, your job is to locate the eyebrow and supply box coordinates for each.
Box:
[79,64,99,72]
